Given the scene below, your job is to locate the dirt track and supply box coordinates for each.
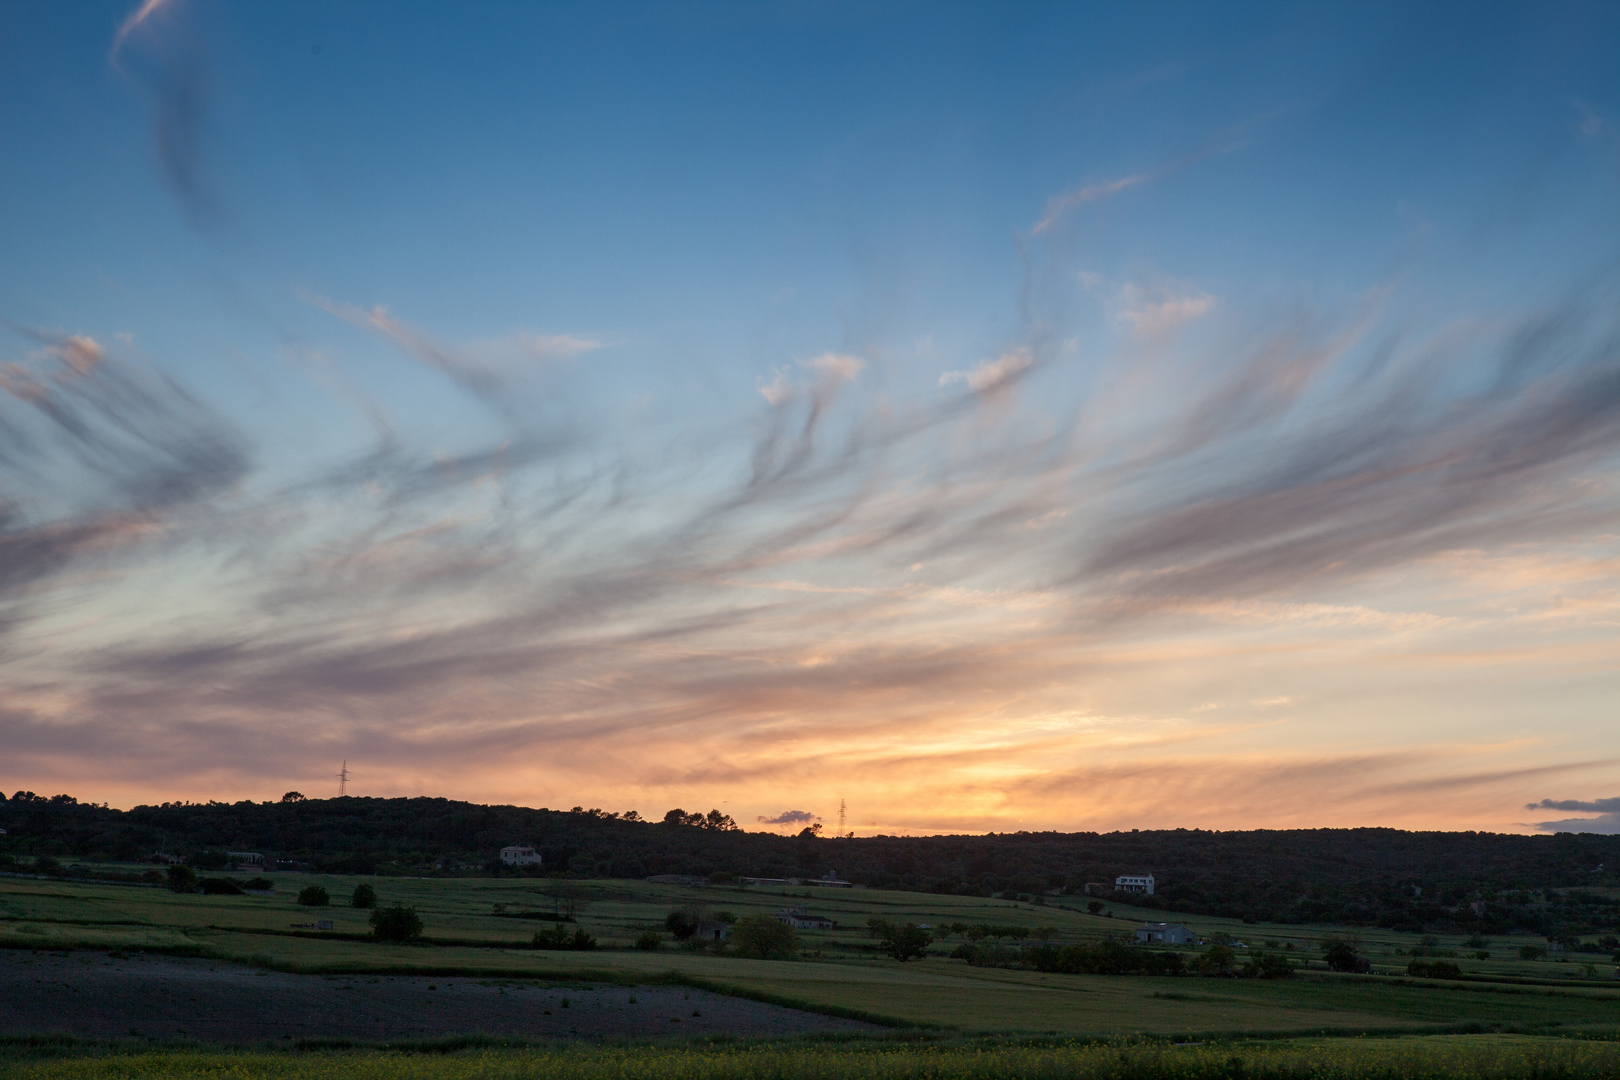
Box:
[0,950,879,1043]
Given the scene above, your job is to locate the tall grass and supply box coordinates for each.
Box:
[10,1036,1620,1080]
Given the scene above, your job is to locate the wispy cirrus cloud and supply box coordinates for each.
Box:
[1032,120,1260,234]
[4,252,1619,825]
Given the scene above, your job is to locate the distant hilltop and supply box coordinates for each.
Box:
[1,791,1616,934]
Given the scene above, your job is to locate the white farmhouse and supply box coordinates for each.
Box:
[774,907,836,930]
[499,845,543,867]
[1114,873,1155,895]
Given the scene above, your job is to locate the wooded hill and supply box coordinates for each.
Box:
[3,790,1616,937]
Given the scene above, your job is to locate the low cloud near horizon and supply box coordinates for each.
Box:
[1525,797,1620,835]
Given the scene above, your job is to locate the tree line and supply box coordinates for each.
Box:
[2,790,1617,937]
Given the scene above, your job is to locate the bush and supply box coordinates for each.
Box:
[370,904,424,943]
[351,883,377,908]
[533,926,596,950]
[34,856,61,874]
[1407,959,1463,979]
[1243,952,1294,979]
[731,913,797,959]
[198,877,244,895]
[1019,941,1185,976]
[297,885,331,906]
[165,865,198,893]
[1519,944,1548,960]
[664,909,699,940]
[242,877,274,890]
[635,931,661,951]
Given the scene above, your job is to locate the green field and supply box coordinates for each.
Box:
[3,869,1618,1039]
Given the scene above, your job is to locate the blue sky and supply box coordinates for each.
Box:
[2,1,1618,833]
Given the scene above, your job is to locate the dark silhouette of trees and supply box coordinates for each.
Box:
[351,883,377,908]
[880,922,933,962]
[297,885,331,906]
[369,905,423,943]
[731,913,796,959]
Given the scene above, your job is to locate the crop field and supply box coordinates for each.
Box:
[3,870,1618,1042]
[10,1036,1620,1080]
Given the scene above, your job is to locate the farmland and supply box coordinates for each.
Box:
[3,869,1617,1038]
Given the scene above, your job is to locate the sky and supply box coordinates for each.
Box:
[2,1,1619,835]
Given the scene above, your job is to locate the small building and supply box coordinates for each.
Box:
[739,876,788,887]
[694,919,731,941]
[1115,873,1155,895]
[1136,922,1195,945]
[812,870,854,887]
[500,845,543,867]
[774,907,836,930]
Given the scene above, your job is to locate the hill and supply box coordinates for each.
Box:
[2,790,1616,938]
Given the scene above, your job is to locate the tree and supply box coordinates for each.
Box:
[1086,900,1105,915]
[881,922,933,962]
[1321,936,1362,973]
[730,913,796,959]
[369,904,423,943]
[351,883,377,908]
[703,809,739,831]
[662,808,705,827]
[165,865,197,893]
[1198,945,1236,976]
[664,908,700,939]
[797,823,823,838]
[297,885,331,906]
[281,791,306,803]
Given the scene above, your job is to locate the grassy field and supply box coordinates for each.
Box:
[9,1035,1620,1080]
[3,869,1618,1039]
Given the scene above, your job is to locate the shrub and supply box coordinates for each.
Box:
[1519,944,1548,960]
[1243,952,1295,979]
[165,865,198,893]
[664,909,699,940]
[533,926,596,950]
[731,913,797,959]
[242,877,274,890]
[34,856,61,874]
[297,885,331,906]
[370,904,424,943]
[635,931,662,951]
[1407,959,1463,979]
[351,883,377,908]
[199,877,244,895]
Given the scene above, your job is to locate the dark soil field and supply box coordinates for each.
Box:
[0,950,880,1044]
